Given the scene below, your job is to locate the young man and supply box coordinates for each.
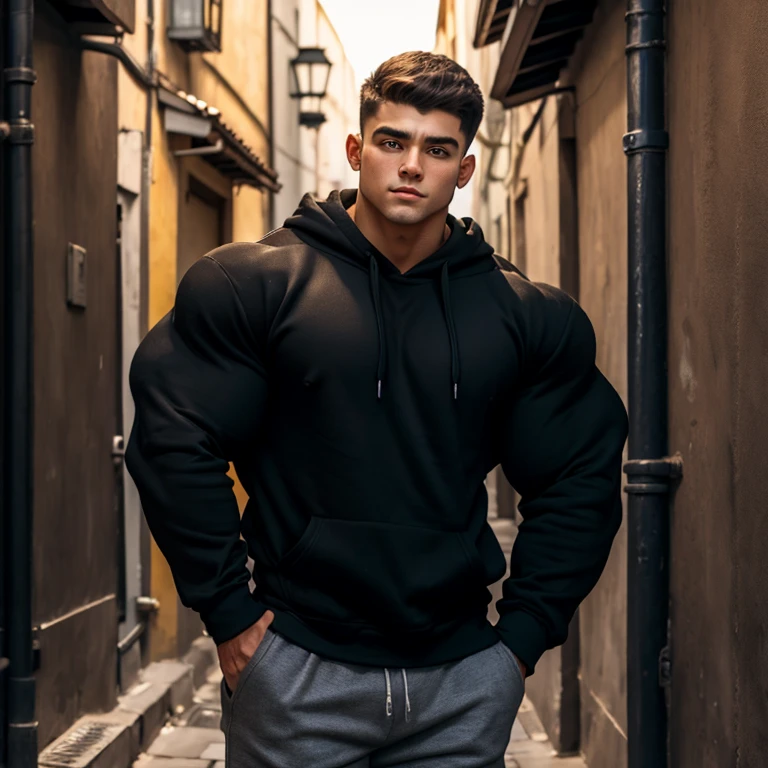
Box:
[126,52,628,767]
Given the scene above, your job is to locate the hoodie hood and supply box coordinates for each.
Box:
[284,188,496,281]
[284,189,498,401]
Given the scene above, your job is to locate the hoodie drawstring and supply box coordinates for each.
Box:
[368,254,461,402]
[440,262,461,400]
[383,668,410,721]
[368,254,387,400]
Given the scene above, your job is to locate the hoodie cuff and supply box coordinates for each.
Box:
[200,585,268,646]
[495,611,550,675]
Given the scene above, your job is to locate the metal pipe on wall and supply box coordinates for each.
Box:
[623,2,680,767]
[2,0,38,764]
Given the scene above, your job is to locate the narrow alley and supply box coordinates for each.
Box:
[3,0,768,767]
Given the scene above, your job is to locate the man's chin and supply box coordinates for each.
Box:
[379,204,431,226]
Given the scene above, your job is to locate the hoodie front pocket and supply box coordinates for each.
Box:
[279,517,489,632]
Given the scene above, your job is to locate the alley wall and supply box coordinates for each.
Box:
[667,1,768,765]
[31,4,121,747]
[569,3,629,766]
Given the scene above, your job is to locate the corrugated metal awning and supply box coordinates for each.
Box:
[474,0,598,108]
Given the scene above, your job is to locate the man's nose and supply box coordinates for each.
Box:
[399,148,423,179]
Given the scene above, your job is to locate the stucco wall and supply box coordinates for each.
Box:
[571,2,628,766]
[667,1,768,765]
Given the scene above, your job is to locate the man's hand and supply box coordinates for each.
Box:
[217,610,275,693]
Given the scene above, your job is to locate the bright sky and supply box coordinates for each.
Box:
[318,0,441,89]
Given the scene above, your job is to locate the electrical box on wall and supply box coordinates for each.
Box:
[67,243,87,309]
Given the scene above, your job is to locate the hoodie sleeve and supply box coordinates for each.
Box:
[125,254,269,645]
[495,286,628,674]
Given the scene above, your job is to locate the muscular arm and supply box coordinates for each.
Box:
[126,255,268,644]
[495,289,628,674]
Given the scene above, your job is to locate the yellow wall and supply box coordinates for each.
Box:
[119,1,271,659]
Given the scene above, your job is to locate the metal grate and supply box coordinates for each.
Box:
[38,720,122,767]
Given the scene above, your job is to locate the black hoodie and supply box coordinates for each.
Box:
[126,189,628,673]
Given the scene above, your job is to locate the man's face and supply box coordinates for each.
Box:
[346,101,475,226]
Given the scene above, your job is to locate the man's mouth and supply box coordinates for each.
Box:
[391,187,425,200]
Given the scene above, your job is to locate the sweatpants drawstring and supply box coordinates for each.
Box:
[401,669,411,722]
[384,668,411,721]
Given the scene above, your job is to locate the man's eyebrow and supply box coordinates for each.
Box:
[371,126,460,150]
[371,126,412,141]
[425,135,460,149]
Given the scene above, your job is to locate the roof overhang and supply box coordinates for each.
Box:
[49,0,136,34]
[159,87,281,193]
[473,0,516,48]
[475,0,598,109]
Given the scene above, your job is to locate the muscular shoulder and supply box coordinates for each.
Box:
[198,227,310,286]
[492,258,595,377]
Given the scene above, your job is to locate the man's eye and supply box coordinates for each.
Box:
[384,140,401,149]
[429,148,448,156]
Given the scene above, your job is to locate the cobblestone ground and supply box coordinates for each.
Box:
[133,661,587,768]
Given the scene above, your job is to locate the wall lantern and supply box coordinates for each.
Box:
[168,0,223,53]
[290,47,333,129]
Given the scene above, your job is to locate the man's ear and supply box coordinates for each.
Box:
[456,153,476,189]
[346,133,363,172]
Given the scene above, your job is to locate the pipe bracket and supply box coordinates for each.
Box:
[625,40,666,52]
[623,455,683,495]
[625,9,665,19]
[3,66,37,85]
[5,121,35,144]
[623,129,669,154]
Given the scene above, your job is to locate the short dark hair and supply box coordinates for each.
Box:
[360,51,484,152]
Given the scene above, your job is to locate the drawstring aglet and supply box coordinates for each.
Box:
[454,382,458,400]
[402,669,411,722]
[378,380,382,400]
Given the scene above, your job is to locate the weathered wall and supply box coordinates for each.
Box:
[667,1,768,766]
[518,98,562,286]
[511,96,579,752]
[571,1,628,766]
[32,5,119,747]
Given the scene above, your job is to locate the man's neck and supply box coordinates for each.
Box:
[347,191,450,274]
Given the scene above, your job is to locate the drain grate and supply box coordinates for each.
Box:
[39,720,124,767]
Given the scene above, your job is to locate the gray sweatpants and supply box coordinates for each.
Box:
[220,628,525,767]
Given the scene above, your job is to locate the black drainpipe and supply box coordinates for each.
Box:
[2,0,37,765]
[623,2,681,768]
